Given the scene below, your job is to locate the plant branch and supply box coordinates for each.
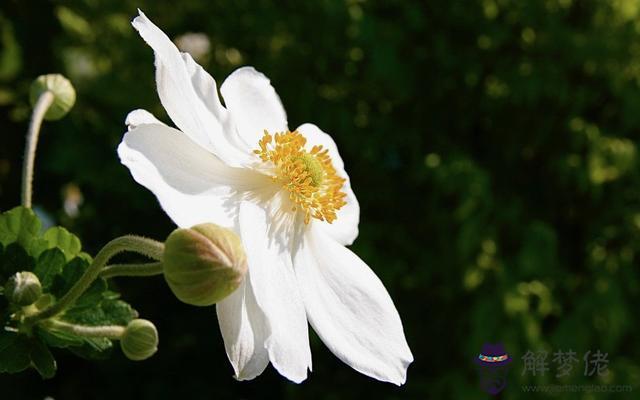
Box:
[100,261,164,279]
[24,235,164,325]
[42,319,125,339]
[21,91,54,208]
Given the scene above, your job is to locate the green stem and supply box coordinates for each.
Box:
[42,319,125,339]
[100,261,164,279]
[24,235,164,325]
[21,90,54,208]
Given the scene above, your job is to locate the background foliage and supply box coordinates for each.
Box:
[1,0,640,398]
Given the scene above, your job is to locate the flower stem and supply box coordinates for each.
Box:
[42,319,125,339]
[24,235,164,325]
[21,91,54,208]
[100,261,164,279]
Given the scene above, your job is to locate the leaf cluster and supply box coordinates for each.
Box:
[0,207,137,379]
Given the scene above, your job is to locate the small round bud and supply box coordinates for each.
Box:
[4,271,42,306]
[120,319,158,361]
[29,74,76,120]
[163,223,247,306]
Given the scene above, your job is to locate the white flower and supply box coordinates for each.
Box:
[118,10,413,385]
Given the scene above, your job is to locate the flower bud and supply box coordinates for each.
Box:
[29,74,76,120]
[120,319,158,361]
[163,223,247,306]
[4,271,42,306]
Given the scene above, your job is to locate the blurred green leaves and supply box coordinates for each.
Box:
[1,0,640,398]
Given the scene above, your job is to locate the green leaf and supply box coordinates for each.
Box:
[77,251,93,263]
[29,338,56,379]
[33,248,66,290]
[0,331,31,374]
[0,209,142,374]
[36,326,83,349]
[50,256,89,299]
[43,227,81,261]
[0,207,48,257]
[101,298,137,325]
[69,342,113,360]
[82,337,113,352]
[0,207,41,248]
[74,278,107,308]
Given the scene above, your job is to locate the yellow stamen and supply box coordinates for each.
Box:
[254,130,347,224]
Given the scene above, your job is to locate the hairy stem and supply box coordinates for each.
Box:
[100,261,164,279]
[42,319,125,339]
[24,235,164,325]
[21,91,54,208]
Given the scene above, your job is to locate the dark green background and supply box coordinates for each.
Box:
[1,0,639,398]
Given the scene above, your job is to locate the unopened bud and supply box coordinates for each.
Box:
[120,319,158,361]
[30,74,76,120]
[163,223,247,306]
[4,271,42,306]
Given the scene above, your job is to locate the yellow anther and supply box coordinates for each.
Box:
[254,130,347,224]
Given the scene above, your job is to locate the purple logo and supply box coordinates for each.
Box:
[475,343,512,395]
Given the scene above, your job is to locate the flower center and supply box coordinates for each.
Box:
[254,130,347,224]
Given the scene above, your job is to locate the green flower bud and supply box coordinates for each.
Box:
[4,271,42,306]
[120,319,158,361]
[29,74,76,120]
[163,223,247,306]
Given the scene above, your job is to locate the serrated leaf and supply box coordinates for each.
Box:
[29,338,56,379]
[33,248,66,290]
[43,227,81,261]
[65,298,137,326]
[0,331,31,373]
[101,299,138,325]
[0,243,35,284]
[74,278,107,308]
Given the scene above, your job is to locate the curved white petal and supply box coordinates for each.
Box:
[238,200,311,383]
[295,224,413,385]
[125,109,165,130]
[297,123,360,245]
[181,53,255,155]
[118,123,263,228]
[180,52,226,120]
[216,278,269,380]
[221,66,288,149]
[132,10,250,166]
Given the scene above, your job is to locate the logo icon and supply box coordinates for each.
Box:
[475,343,512,395]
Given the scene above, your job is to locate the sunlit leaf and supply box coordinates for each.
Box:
[43,227,82,261]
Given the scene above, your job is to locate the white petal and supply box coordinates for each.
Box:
[132,10,250,166]
[221,66,288,149]
[297,123,360,245]
[181,53,255,154]
[216,278,269,380]
[180,52,226,120]
[295,224,413,385]
[238,200,311,383]
[125,109,165,131]
[118,123,263,228]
